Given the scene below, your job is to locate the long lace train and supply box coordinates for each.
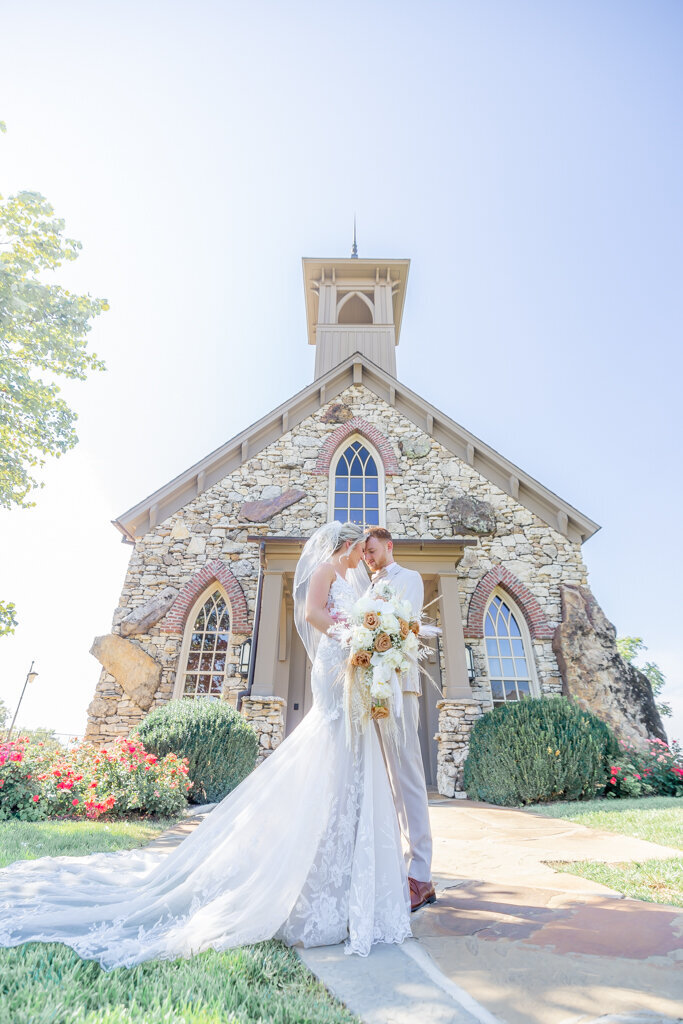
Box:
[0,578,411,970]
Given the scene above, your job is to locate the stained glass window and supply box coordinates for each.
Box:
[484,593,533,708]
[182,589,230,698]
[333,440,380,526]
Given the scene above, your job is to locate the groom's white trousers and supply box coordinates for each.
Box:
[376,692,433,883]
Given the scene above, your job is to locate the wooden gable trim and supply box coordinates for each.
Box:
[113,354,600,545]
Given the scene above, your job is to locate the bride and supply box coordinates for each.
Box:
[0,521,411,969]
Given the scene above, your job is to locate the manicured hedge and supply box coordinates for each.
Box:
[463,696,621,806]
[135,698,258,804]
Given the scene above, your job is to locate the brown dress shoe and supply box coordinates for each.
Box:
[409,876,436,912]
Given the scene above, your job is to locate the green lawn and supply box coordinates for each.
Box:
[0,817,181,869]
[526,796,683,906]
[0,819,359,1024]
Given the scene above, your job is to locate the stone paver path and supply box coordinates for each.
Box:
[152,798,683,1024]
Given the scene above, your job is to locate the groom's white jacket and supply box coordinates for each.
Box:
[369,561,424,695]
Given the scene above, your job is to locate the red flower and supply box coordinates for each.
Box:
[32,795,40,803]
[72,799,79,806]
[610,776,617,785]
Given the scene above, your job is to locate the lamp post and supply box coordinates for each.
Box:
[5,661,38,742]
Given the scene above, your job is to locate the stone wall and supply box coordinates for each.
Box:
[86,382,590,746]
[241,696,286,764]
[435,698,486,797]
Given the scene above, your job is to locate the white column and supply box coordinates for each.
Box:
[251,571,285,699]
[438,573,473,699]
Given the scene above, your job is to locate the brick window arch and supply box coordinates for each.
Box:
[174,584,232,699]
[160,559,250,635]
[329,435,384,526]
[464,565,553,641]
[313,416,399,476]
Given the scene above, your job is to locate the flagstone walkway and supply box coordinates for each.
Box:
[156,797,683,1024]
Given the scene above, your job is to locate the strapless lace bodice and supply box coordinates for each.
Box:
[311,573,355,721]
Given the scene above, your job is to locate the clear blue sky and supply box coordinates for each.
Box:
[1,0,681,744]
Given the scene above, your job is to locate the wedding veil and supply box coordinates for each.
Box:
[293,522,369,663]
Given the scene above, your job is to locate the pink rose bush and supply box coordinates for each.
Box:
[0,735,192,821]
[603,736,683,798]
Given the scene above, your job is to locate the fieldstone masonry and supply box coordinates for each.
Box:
[241,696,286,764]
[86,381,636,794]
[435,699,486,798]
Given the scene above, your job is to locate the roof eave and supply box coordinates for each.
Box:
[112,353,600,545]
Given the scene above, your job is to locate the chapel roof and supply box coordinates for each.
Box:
[112,353,600,546]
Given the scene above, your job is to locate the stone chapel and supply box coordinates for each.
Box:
[86,251,666,796]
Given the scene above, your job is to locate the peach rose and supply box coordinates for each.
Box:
[351,650,372,668]
[399,618,410,639]
[364,611,380,630]
[374,632,392,653]
[409,620,420,635]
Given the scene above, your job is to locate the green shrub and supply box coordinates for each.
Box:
[463,696,621,806]
[134,698,258,804]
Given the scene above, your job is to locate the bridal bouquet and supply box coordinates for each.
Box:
[331,580,429,747]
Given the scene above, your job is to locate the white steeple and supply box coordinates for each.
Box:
[302,255,410,380]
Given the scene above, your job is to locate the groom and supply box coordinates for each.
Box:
[363,526,436,912]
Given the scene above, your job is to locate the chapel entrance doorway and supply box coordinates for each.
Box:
[248,535,477,782]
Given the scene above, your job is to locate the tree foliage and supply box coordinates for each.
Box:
[617,635,672,718]
[0,189,108,509]
[0,600,17,637]
[0,125,108,637]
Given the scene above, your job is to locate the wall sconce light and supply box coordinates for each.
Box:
[239,638,252,679]
[465,644,475,683]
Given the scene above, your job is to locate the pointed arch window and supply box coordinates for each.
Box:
[484,589,538,708]
[175,587,231,698]
[329,435,384,526]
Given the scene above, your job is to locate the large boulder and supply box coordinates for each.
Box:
[320,402,353,424]
[240,488,306,523]
[446,495,497,535]
[120,587,178,637]
[399,437,431,459]
[90,634,161,712]
[552,584,667,747]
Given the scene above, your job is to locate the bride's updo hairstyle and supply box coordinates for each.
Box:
[333,521,365,553]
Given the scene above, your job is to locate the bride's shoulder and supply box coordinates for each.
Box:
[310,561,337,590]
[313,561,336,580]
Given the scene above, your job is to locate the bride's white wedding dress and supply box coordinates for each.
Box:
[0,572,411,970]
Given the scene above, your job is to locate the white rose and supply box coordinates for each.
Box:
[370,679,393,700]
[351,626,374,650]
[380,612,400,634]
[382,647,403,669]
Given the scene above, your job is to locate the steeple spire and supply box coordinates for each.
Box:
[351,216,358,258]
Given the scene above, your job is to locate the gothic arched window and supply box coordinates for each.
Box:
[329,436,383,526]
[176,587,231,698]
[484,589,537,708]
